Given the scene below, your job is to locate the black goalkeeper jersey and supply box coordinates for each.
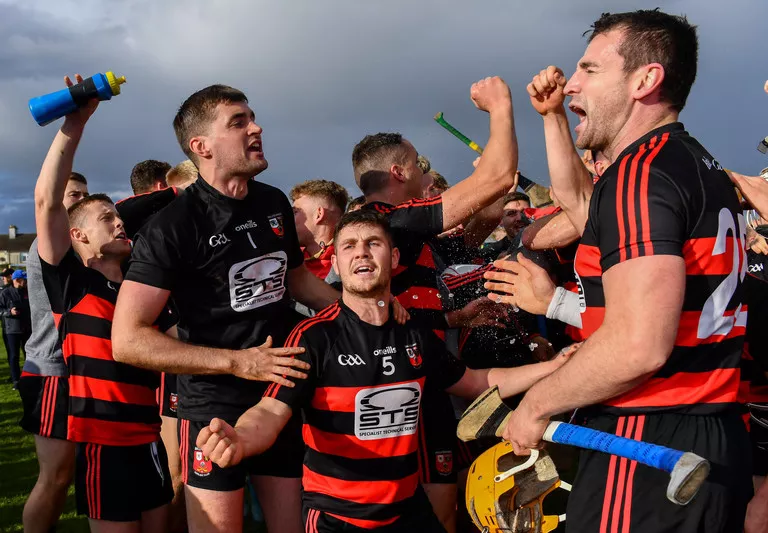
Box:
[115,187,179,240]
[574,122,746,415]
[125,177,304,421]
[264,300,466,528]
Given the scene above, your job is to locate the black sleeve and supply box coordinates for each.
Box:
[423,330,467,390]
[267,328,317,408]
[39,248,86,315]
[0,291,10,315]
[385,196,445,238]
[278,191,304,270]
[594,168,689,272]
[125,219,186,290]
[154,306,179,333]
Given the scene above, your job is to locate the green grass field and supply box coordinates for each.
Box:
[0,344,88,532]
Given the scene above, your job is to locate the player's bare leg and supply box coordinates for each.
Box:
[252,476,303,533]
[160,416,185,533]
[22,435,75,533]
[86,519,141,533]
[423,483,457,533]
[185,485,243,533]
[141,503,170,533]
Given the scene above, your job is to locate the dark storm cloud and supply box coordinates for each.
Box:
[0,0,766,233]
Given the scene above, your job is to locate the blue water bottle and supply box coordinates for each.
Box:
[29,71,126,126]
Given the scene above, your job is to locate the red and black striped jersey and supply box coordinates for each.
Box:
[41,250,177,446]
[575,123,746,415]
[743,250,768,414]
[264,300,466,528]
[363,198,447,330]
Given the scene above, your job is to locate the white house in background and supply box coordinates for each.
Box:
[0,225,36,268]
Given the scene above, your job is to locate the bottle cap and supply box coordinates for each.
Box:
[105,71,127,96]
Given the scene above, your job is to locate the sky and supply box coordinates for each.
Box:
[0,0,766,233]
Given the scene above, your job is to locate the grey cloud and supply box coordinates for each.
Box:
[0,0,766,234]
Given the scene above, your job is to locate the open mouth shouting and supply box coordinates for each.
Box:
[569,101,587,134]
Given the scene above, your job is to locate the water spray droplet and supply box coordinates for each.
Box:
[377,300,385,307]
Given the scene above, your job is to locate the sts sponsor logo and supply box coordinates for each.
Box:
[354,382,422,441]
[228,251,287,312]
[268,214,284,237]
[193,447,212,476]
[405,343,422,369]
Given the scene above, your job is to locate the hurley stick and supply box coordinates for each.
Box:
[457,386,710,506]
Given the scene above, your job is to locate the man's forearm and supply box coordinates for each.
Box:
[290,266,340,311]
[234,405,287,457]
[521,211,580,250]
[442,108,518,230]
[489,359,561,399]
[35,122,83,211]
[462,197,504,248]
[519,326,657,419]
[541,112,593,233]
[113,323,236,375]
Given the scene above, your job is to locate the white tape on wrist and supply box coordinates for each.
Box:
[545,286,582,328]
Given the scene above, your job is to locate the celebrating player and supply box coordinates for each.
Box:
[112,85,342,533]
[34,75,178,532]
[196,210,566,532]
[497,10,752,532]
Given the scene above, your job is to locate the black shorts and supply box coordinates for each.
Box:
[750,411,768,476]
[157,372,178,419]
[179,413,304,491]
[75,440,173,521]
[418,388,458,484]
[303,488,445,532]
[566,411,753,533]
[18,372,69,440]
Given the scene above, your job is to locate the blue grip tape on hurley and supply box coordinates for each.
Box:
[549,422,683,473]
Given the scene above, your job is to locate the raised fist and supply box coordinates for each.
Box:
[527,66,567,116]
[470,77,512,114]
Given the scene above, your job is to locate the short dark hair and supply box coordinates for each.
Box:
[67,193,114,227]
[173,85,248,163]
[69,172,87,185]
[352,133,408,196]
[347,195,366,212]
[290,180,350,213]
[129,160,171,194]
[334,209,393,246]
[502,192,530,206]
[588,9,698,112]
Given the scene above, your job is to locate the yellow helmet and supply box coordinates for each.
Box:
[465,441,567,533]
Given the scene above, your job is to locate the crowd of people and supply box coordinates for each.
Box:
[5,7,768,533]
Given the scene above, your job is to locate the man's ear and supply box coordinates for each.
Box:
[391,246,400,270]
[390,164,406,184]
[632,63,665,101]
[70,227,88,245]
[189,135,212,161]
[315,206,326,224]
[331,253,339,276]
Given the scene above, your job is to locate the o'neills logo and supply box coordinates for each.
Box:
[373,346,396,356]
[235,220,258,232]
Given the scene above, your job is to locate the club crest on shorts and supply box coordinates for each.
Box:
[436,450,453,476]
[268,214,284,237]
[193,447,212,476]
[405,343,422,369]
[169,393,178,413]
